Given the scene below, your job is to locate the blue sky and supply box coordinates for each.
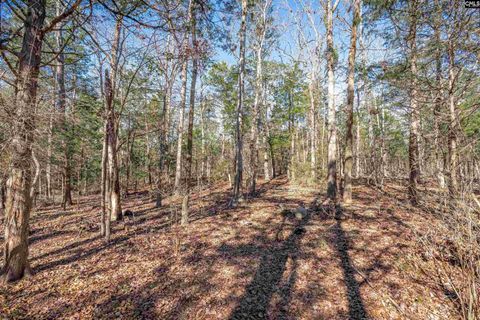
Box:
[211,0,389,103]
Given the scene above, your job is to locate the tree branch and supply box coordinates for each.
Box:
[42,0,84,34]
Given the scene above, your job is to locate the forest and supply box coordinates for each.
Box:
[0,0,479,319]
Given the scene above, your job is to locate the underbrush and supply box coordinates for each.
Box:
[417,184,479,319]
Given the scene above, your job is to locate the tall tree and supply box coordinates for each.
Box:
[249,0,271,195]
[324,0,339,200]
[343,0,360,204]
[407,0,420,205]
[231,0,248,206]
[446,1,459,201]
[173,0,193,196]
[2,0,81,282]
[181,0,199,225]
[55,0,73,209]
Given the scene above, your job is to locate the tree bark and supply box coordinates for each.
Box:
[355,91,361,178]
[55,0,72,209]
[231,0,248,206]
[432,0,446,189]
[308,72,317,181]
[3,0,46,282]
[106,18,123,224]
[407,0,420,206]
[447,28,458,199]
[46,114,53,199]
[173,0,193,196]
[249,0,270,194]
[343,0,360,204]
[325,0,337,200]
[181,0,198,225]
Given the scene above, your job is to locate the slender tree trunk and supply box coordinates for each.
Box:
[326,0,337,200]
[200,99,206,180]
[156,85,171,207]
[355,91,361,178]
[55,0,72,209]
[100,94,108,236]
[101,16,123,242]
[407,0,420,205]
[174,1,193,195]
[46,114,53,199]
[30,151,40,208]
[249,0,269,194]
[249,38,263,195]
[182,1,198,225]
[3,0,46,282]
[343,0,359,204]
[231,0,248,206]
[447,34,458,199]
[106,83,122,223]
[173,62,188,195]
[308,72,317,180]
[144,113,152,187]
[320,111,326,175]
[106,18,123,224]
[263,134,270,181]
[264,99,271,181]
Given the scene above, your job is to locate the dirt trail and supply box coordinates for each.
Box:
[0,178,455,319]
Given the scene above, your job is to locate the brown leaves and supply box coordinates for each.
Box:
[0,180,458,319]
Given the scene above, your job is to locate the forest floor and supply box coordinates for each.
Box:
[0,177,458,319]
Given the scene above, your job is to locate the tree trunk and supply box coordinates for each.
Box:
[3,0,46,282]
[264,98,271,181]
[144,113,152,187]
[326,0,337,200]
[308,72,317,180]
[249,0,269,194]
[55,0,72,209]
[249,41,263,195]
[106,85,122,222]
[407,0,420,206]
[101,17,123,242]
[174,2,193,195]
[343,0,359,204]
[46,114,53,199]
[100,113,108,236]
[231,0,248,206]
[355,91,361,178]
[106,18,123,224]
[182,0,198,225]
[447,32,458,199]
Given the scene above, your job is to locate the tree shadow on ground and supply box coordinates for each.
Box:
[225,209,312,319]
[30,179,288,275]
[332,205,369,320]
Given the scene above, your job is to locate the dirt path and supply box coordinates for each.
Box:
[0,178,455,319]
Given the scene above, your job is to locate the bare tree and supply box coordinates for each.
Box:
[324,0,340,200]
[173,0,194,196]
[343,0,360,204]
[182,0,199,225]
[249,0,272,195]
[55,0,73,209]
[231,0,248,206]
[407,0,420,205]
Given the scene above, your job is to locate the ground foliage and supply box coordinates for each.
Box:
[0,178,459,319]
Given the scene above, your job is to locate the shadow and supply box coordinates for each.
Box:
[227,210,312,319]
[333,206,368,320]
[29,229,74,245]
[34,235,130,273]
